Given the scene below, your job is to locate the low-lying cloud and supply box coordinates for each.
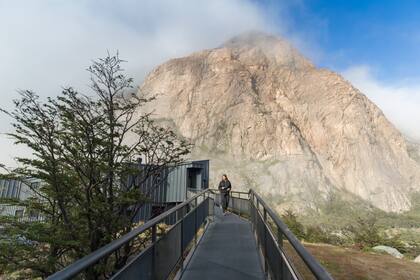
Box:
[343,65,420,141]
[0,0,275,166]
[1,0,419,167]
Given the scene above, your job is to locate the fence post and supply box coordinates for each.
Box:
[277,227,283,247]
[257,199,260,213]
[180,210,185,270]
[263,208,268,277]
[151,224,157,278]
[231,192,235,214]
[194,197,198,246]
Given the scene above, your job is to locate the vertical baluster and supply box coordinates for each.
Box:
[263,208,268,278]
[180,207,185,271]
[151,224,157,278]
[194,197,198,246]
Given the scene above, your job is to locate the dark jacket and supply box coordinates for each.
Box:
[218,179,231,193]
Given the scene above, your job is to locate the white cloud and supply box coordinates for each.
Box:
[342,65,420,141]
[2,0,418,168]
[0,0,276,167]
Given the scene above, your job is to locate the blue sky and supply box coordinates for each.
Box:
[257,0,420,83]
[0,0,419,166]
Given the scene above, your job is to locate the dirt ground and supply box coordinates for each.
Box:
[299,243,420,280]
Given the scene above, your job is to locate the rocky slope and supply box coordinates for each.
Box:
[139,32,420,213]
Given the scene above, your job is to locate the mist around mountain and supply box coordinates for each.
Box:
[139,32,420,215]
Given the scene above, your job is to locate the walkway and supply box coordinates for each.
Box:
[180,208,265,280]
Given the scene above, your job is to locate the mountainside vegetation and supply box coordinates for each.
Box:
[281,204,420,279]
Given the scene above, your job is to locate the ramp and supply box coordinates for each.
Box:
[181,209,264,280]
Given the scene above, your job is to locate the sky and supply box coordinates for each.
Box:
[0,0,419,166]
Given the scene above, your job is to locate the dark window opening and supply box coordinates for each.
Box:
[15,209,24,218]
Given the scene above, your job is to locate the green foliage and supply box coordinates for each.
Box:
[281,209,306,240]
[280,209,417,256]
[344,216,383,249]
[344,216,408,252]
[305,225,344,245]
[281,210,347,245]
[0,53,191,279]
[298,190,420,257]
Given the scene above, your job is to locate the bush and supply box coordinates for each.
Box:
[344,216,406,251]
[282,209,306,240]
[305,225,342,245]
[281,211,412,254]
[344,216,382,249]
[282,210,347,245]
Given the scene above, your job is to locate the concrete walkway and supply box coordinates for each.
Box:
[180,209,265,280]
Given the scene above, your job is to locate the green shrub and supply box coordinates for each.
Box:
[282,209,306,240]
[344,216,382,249]
[305,225,346,245]
[343,216,408,251]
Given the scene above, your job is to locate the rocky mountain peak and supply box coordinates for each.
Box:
[139,33,420,213]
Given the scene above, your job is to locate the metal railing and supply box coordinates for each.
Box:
[47,190,213,280]
[48,188,333,280]
[210,188,333,280]
[247,190,334,280]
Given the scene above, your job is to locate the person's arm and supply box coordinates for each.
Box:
[218,181,222,191]
[226,181,232,192]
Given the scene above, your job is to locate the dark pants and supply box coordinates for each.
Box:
[221,192,230,212]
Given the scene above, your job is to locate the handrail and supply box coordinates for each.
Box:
[47,189,210,280]
[208,188,249,196]
[49,188,333,280]
[249,189,333,280]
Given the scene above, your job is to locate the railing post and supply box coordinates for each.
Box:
[277,227,283,247]
[257,199,260,213]
[180,208,185,270]
[194,197,198,246]
[151,224,157,278]
[263,208,268,278]
[151,224,157,242]
[238,196,241,216]
[212,192,215,218]
[250,193,255,232]
[231,192,235,214]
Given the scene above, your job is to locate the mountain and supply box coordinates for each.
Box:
[139,32,420,213]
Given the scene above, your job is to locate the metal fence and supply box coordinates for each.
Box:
[47,190,212,280]
[48,189,333,280]
[248,190,334,280]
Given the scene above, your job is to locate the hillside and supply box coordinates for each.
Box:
[301,243,420,280]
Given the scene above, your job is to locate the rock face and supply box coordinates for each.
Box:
[372,246,404,259]
[139,32,420,212]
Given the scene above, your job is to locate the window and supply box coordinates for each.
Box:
[15,209,24,218]
[28,210,39,220]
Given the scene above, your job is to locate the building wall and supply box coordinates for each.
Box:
[0,160,210,223]
[163,160,209,203]
[134,160,210,222]
[0,178,41,219]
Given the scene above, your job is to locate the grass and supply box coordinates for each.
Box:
[276,197,420,279]
[303,243,420,280]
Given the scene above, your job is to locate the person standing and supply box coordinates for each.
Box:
[218,174,232,215]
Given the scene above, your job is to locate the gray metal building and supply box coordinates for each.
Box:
[133,160,209,222]
[0,160,210,223]
[0,178,41,220]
